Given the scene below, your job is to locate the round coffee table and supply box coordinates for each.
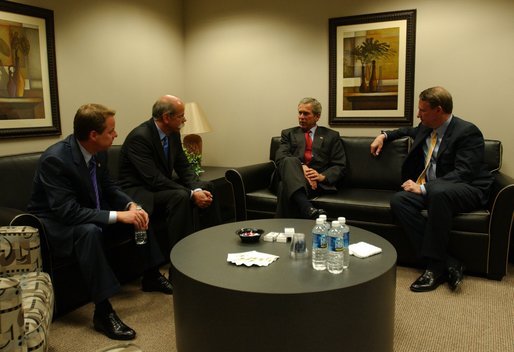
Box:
[171,218,397,352]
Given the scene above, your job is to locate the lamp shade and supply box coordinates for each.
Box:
[182,102,212,135]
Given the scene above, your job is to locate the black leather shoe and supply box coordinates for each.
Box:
[410,270,446,292]
[305,207,327,220]
[93,311,136,340]
[447,263,465,291]
[142,273,173,294]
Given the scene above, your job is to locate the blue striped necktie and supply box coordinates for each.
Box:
[88,156,100,210]
[162,136,169,159]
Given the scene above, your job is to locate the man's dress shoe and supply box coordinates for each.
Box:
[93,311,136,340]
[447,263,465,291]
[142,273,173,294]
[410,270,446,292]
[305,207,327,220]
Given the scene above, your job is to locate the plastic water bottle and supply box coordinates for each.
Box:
[134,205,148,245]
[338,217,350,269]
[327,220,344,274]
[311,218,328,270]
[318,214,330,232]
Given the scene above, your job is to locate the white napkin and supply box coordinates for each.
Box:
[227,250,279,267]
[349,242,382,258]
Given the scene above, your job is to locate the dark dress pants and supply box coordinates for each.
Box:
[276,157,321,218]
[390,180,483,265]
[153,181,221,253]
[70,222,163,304]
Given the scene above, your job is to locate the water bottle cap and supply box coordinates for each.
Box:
[337,217,346,224]
[316,218,324,225]
[319,214,327,220]
[331,220,340,227]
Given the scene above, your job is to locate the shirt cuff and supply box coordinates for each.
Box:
[190,188,202,198]
[109,211,117,224]
[420,184,427,196]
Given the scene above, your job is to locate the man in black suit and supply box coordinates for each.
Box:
[118,95,220,256]
[275,97,346,219]
[28,104,172,341]
[371,86,493,292]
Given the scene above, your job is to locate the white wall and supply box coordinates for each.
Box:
[2,0,513,177]
[184,0,514,176]
[1,0,184,154]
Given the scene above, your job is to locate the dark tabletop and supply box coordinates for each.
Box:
[171,218,397,294]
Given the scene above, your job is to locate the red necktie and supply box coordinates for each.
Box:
[304,131,313,165]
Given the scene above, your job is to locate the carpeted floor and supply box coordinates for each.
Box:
[49,264,514,352]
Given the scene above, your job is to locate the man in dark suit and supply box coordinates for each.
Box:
[28,104,172,341]
[118,95,220,257]
[371,86,493,292]
[275,97,346,219]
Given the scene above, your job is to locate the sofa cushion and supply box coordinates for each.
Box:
[313,188,397,224]
[340,136,409,190]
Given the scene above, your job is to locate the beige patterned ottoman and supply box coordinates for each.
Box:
[0,226,54,352]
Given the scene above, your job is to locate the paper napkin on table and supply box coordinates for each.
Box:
[349,242,382,258]
[227,251,279,267]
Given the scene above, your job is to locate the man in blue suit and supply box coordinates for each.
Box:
[275,97,346,218]
[371,86,493,292]
[28,104,172,340]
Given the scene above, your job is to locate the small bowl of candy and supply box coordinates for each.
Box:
[236,228,264,243]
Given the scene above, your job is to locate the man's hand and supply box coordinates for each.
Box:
[192,190,213,209]
[302,165,326,190]
[117,207,149,230]
[370,134,386,156]
[401,179,422,194]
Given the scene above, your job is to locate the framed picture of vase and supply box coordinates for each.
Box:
[0,2,60,139]
[329,9,416,126]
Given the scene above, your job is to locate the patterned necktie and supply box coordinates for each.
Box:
[416,130,437,185]
[88,156,101,210]
[304,130,313,165]
[162,136,169,160]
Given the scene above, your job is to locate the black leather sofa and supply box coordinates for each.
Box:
[0,145,163,317]
[225,136,514,280]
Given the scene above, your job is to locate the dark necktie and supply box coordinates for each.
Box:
[304,130,313,165]
[162,136,169,160]
[88,156,101,210]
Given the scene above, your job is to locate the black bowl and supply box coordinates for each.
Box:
[236,228,264,243]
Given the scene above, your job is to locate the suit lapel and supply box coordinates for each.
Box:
[70,136,98,207]
[436,117,456,158]
[148,120,170,171]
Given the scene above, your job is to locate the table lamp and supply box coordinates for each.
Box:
[182,102,212,174]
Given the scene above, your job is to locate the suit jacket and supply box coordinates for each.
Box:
[385,116,493,204]
[275,126,346,185]
[27,135,132,256]
[118,118,201,213]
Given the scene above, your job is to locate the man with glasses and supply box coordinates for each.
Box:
[119,95,220,278]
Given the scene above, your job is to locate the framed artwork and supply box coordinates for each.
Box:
[0,2,60,139]
[329,10,416,126]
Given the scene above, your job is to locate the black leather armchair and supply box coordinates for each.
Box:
[226,136,514,280]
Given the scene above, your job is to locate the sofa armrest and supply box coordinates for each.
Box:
[487,171,514,279]
[225,161,276,221]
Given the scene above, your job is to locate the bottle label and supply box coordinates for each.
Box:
[312,233,327,249]
[328,236,344,252]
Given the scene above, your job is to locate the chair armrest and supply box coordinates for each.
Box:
[487,171,514,279]
[0,226,42,276]
[225,161,276,221]
[9,213,54,277]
